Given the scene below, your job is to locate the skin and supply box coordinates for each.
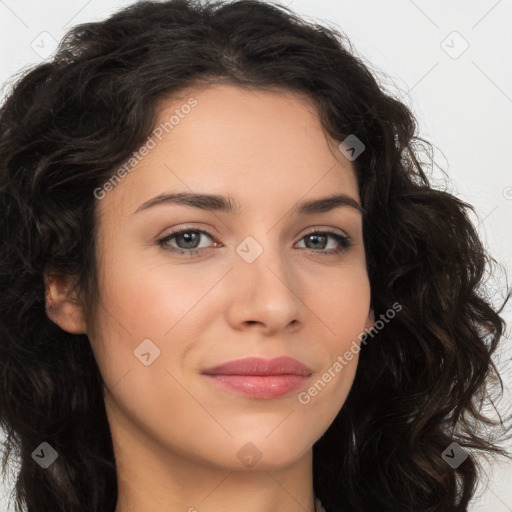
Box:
[45,84,374,512]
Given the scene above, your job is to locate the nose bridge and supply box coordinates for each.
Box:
[235,229,289,283]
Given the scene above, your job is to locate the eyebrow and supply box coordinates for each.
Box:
[133,192,364,215]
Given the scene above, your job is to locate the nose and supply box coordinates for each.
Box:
[223,239,305,336]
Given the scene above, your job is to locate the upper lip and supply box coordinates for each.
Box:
[201,356,313,376]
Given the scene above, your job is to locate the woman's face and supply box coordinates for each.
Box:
[90,84,373,471]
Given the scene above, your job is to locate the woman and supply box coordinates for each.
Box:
[0,1,510,511]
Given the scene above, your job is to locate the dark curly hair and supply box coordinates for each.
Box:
[0,1,510,511]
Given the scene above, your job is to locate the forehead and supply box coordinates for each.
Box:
[96,84,359,221]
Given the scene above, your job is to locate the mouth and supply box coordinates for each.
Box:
[201,356,313,399]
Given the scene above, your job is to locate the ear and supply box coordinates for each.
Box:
[44,271,88,334]
[365,308,375,331]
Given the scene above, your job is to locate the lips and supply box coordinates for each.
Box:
[201,356,313,399]
[201,356,313,377]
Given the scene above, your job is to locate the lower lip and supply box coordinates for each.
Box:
[204,374,310,399]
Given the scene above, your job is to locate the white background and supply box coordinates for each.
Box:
[0,0,511,510]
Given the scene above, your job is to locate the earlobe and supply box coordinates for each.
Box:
[365,308,375,331]
[44,272,88,335]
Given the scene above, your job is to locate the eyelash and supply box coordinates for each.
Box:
[156,226,353,257]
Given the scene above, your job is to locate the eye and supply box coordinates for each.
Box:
[157,226,353,256]
[296,229,352,254]
[157,227,216,256]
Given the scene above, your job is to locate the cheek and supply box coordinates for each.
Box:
[309,267,370,397]
[88,247,226,392]
[319,266,371,343]
[96,241,207,336]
